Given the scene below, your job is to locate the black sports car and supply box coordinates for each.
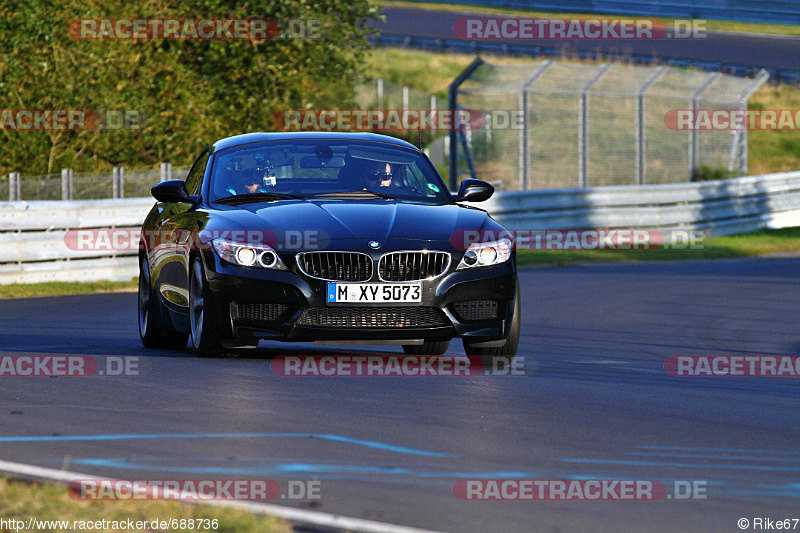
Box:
[138,132,520,365]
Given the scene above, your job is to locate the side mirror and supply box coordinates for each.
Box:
[452,179,494,203]
[151,180,198,205]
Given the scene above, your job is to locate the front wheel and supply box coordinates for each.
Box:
[138,256,188,350]
[189,258,234,358]
[403,340,450,355]
[463,284,521,368]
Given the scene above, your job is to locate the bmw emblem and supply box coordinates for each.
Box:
[368,241,381,249]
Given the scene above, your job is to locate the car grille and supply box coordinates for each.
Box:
[378,251,450,281]
[235,303,288,323]
[297,252,372,282]
[296,306,447,328]
[453,300,499,321]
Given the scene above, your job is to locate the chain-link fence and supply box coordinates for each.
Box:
[450,59,769,191]
[355,79,438,114]
[3,165,190,201]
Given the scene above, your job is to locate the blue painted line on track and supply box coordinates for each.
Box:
[558,458,800,472]
[636,445,800,455]
[0,432,451,457]
[629,452,800,463]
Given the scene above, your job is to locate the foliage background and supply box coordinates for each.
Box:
[0,0,380,175]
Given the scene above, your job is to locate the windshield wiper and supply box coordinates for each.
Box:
[214,192,304,205]
[311,190,397,200]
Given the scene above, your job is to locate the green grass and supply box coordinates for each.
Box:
[0,477,291,533]
[518,227,800,266]
[0,279,138,299]
[378,0,800,36]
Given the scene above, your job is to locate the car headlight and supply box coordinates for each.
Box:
[457,237,512,269]
[211,238,287,270]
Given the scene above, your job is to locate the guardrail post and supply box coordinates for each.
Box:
[578,64,611,188]
[9,172,20,201]
[518,60,553,190]
[636,67,666,185]
[61,168,73,200]
[160,162,172,182]
[689,72,720,180]
[113,166,124,199]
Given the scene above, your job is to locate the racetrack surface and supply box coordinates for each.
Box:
[374,6,800,71]
[0,258,798,532]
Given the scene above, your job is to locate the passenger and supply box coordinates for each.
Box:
[360,162,396,190]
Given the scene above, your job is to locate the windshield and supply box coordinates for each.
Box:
[208,140,451,205]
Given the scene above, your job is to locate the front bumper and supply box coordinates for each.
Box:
[201,249,517,344]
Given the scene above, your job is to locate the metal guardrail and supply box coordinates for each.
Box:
[396,0,800,25]
[0,199,153,285]
[1,171,799,284]
[475,170,800,235]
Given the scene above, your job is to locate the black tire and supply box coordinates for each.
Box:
[463,284,521,368]
[189,257,235,358]
[402,340,450,355]
[138,255,188,350]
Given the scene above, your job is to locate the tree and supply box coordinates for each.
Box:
[0,0,380,176]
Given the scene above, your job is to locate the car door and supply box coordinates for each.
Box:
[153,150,210,321]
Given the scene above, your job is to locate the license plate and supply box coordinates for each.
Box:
[327,283,422,303]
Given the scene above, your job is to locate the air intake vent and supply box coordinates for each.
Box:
[453,300,498,321]
[235,303,288,323]
[297,252,372,282]
[378,251,450,281]
[297,306,447,328]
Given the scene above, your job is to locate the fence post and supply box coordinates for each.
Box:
[518,60,553,190]
[61,168,73,200]
[448,56,484,190]
[402,86,409,113]
[377,78,384,110]
[735,69,770,174]
[689,72,720,180]
[160,162,172,182]
[636,67,666,185]
[430,94,436,113]
[578,64,611,188]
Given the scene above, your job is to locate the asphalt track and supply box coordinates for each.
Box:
[0,258,799,532]
[375,6,800,71]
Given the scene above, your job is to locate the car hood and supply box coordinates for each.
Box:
[206,199,499,248]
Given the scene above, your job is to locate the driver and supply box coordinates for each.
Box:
[360,162,395,190]
[226,170,268,196]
